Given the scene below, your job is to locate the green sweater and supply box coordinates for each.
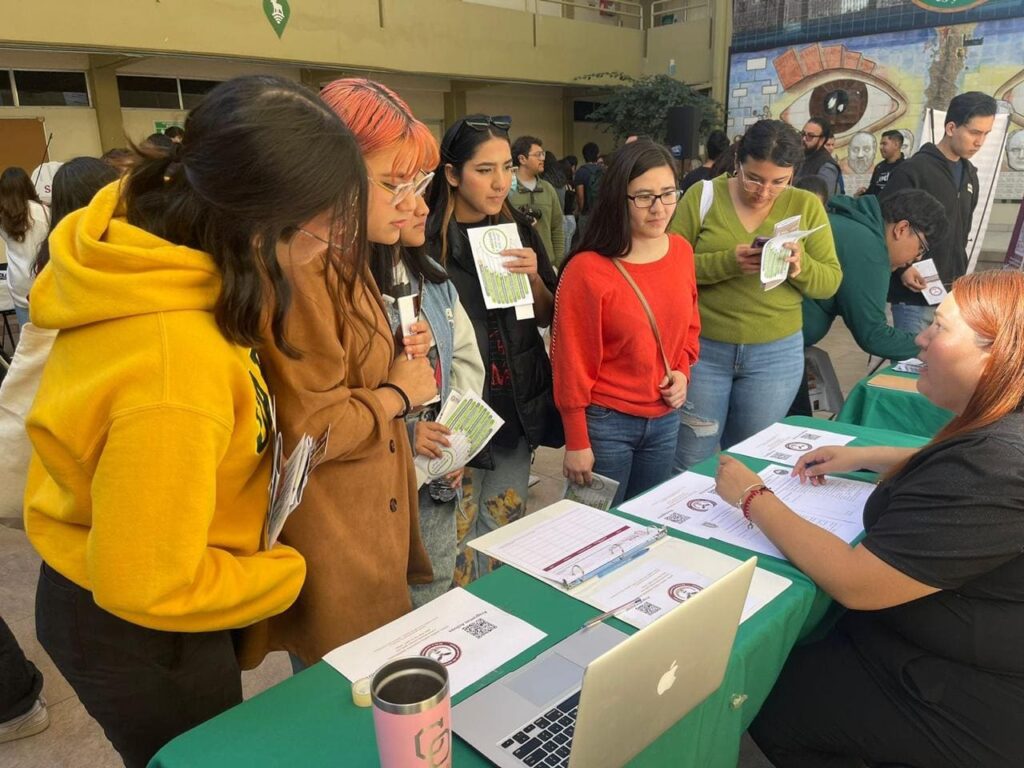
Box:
[669,174,841,344]
[508,176,565,267]
[803,195,919,360]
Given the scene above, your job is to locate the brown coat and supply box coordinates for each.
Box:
[240,256,431,667]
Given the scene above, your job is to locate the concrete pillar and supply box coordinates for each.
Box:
[443,87,468,134]
[87,54,131,152]
[710,0,732,106]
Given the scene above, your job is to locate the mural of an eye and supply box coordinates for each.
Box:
[996,69,1024,127]
[771,44,908,146]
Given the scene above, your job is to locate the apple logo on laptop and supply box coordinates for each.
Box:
[657,660,678,696]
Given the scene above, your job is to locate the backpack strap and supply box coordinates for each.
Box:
[699,179,714,226]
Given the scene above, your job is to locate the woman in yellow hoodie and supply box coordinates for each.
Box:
[23,76,364,767]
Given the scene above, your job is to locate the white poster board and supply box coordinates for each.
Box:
[920,109,1010,274]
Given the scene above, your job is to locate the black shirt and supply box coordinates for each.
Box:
[864,156,903,196]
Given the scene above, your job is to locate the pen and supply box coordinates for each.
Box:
[582,597,644,629]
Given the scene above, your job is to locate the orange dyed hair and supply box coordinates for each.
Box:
[933,270,1024,444]
[319,78,439,179]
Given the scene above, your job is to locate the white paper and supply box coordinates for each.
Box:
[727,422,854,466]
[470,500,663,588]
[467,222,534,310]
[617,471,723,534]
[913,258,948,306]
[414,391,504,485]
[893,357,924,374]
[323,588,545,697]
[759,224,827,291]
[574,538,791,627]
[562,472,620,511]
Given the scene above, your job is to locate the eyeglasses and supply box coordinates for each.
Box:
[737,165,791,195]
[369,170,434,205]
[526,151,546,159]
[627,189,683,209]
[799,131,823,140]
[911,226,930,259]
[297,227,346,251]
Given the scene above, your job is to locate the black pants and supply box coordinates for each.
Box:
[35,563,243,768]
[0,616,43,722]
[749,621,1019,768]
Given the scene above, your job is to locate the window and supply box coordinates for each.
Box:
[573,100,606,122]
[117,75,180,109]
[0,71,12,107]
[179,79,219,109]
[13,70,89,107]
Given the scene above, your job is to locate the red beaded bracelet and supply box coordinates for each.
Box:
[741,486,776,524]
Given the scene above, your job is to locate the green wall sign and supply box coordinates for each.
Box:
[911,0,990,12]
[263,0,291,38]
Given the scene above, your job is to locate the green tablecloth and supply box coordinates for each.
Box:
[150,417,927,768]
[836,365,952,439]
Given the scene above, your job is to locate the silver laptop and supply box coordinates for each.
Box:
[453,557,756,768]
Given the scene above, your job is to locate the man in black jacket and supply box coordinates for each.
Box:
[796,117,842,196]
[880,91,996,333]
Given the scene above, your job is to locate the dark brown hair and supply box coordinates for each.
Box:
[122,75,367,356]
[0,167,42,243]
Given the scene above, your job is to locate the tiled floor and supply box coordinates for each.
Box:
[0,320,870,768]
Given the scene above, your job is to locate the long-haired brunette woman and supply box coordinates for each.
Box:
[0,167,48,328]
[424,114,562,583]
[553,140,700,508]
[22,74,363,766]
[242,78,439,669]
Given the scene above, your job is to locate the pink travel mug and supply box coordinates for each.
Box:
[371,656,452,768]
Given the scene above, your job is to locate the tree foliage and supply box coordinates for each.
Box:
[577,72,723,145]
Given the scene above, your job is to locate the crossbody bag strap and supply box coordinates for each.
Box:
[612,258,672,379]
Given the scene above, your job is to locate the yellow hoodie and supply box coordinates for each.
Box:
[24,181,306,633]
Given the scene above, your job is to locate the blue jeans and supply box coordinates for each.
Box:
[674,331,805,473]
[586,405,680,507]
[409,487,458,609]
[14,305,29,330]
[890,303,934,336]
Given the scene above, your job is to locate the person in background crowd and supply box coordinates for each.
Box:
[725,270,1024,768]
[859,130,905,196]
[362,91,485,608]
[0,617,48,743]
[560,154,579,245]
[163,125,184,143]
[24,75,325,767]
[509,135,566,267]
[0,167,48,329]
[680,129,731,194]
[881,91,996,335]
[793,175,829,206]
[823,135,845,193]
[425,114,562,583]
[574,141,602,238]
[669,119,840,472]
[100,148,134,175]
[540,150,574,252]
[244,78,438,671]
[795,117,841,196]
[554,140,700,507]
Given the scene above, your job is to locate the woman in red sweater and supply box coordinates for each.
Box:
[552,140,701,506]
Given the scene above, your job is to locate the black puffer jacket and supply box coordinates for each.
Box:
[426,210,564,459]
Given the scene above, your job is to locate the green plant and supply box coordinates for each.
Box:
[576,72,723,145]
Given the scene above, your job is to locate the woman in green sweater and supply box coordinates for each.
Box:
[669,119,841,472]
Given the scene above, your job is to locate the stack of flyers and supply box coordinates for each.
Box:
[264,399,331,548]
[414,390,504,486]
[760,222,827,291]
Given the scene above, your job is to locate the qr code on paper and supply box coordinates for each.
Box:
[664,512,690,525]
[463,618,498,639]
[802,432,820,440]
[770,451,792,460]
[634,601,662,616]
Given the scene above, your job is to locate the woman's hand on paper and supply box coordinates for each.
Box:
[783,241,802,279]
[715,454,762,506]
[734,245,763,274]
[415,421,451,459]
[502,247,538,276]
[563,448,595,487]
[402,320,432,359]
[659,370,688,409]
[792,446,862,485]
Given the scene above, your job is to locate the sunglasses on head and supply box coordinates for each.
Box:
[462,115,512,132]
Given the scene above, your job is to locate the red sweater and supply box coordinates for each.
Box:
[552,234,701,451]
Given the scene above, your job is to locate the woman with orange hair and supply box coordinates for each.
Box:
[244,78,439,669]
[717,270,1024,767]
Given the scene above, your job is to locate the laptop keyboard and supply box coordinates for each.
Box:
[497,689,580,767]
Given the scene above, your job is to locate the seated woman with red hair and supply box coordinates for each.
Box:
[716,270,1024,768]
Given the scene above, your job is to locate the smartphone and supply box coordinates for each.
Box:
[751,236,770,249]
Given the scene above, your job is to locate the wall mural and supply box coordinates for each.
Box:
[727,17,1024,200]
